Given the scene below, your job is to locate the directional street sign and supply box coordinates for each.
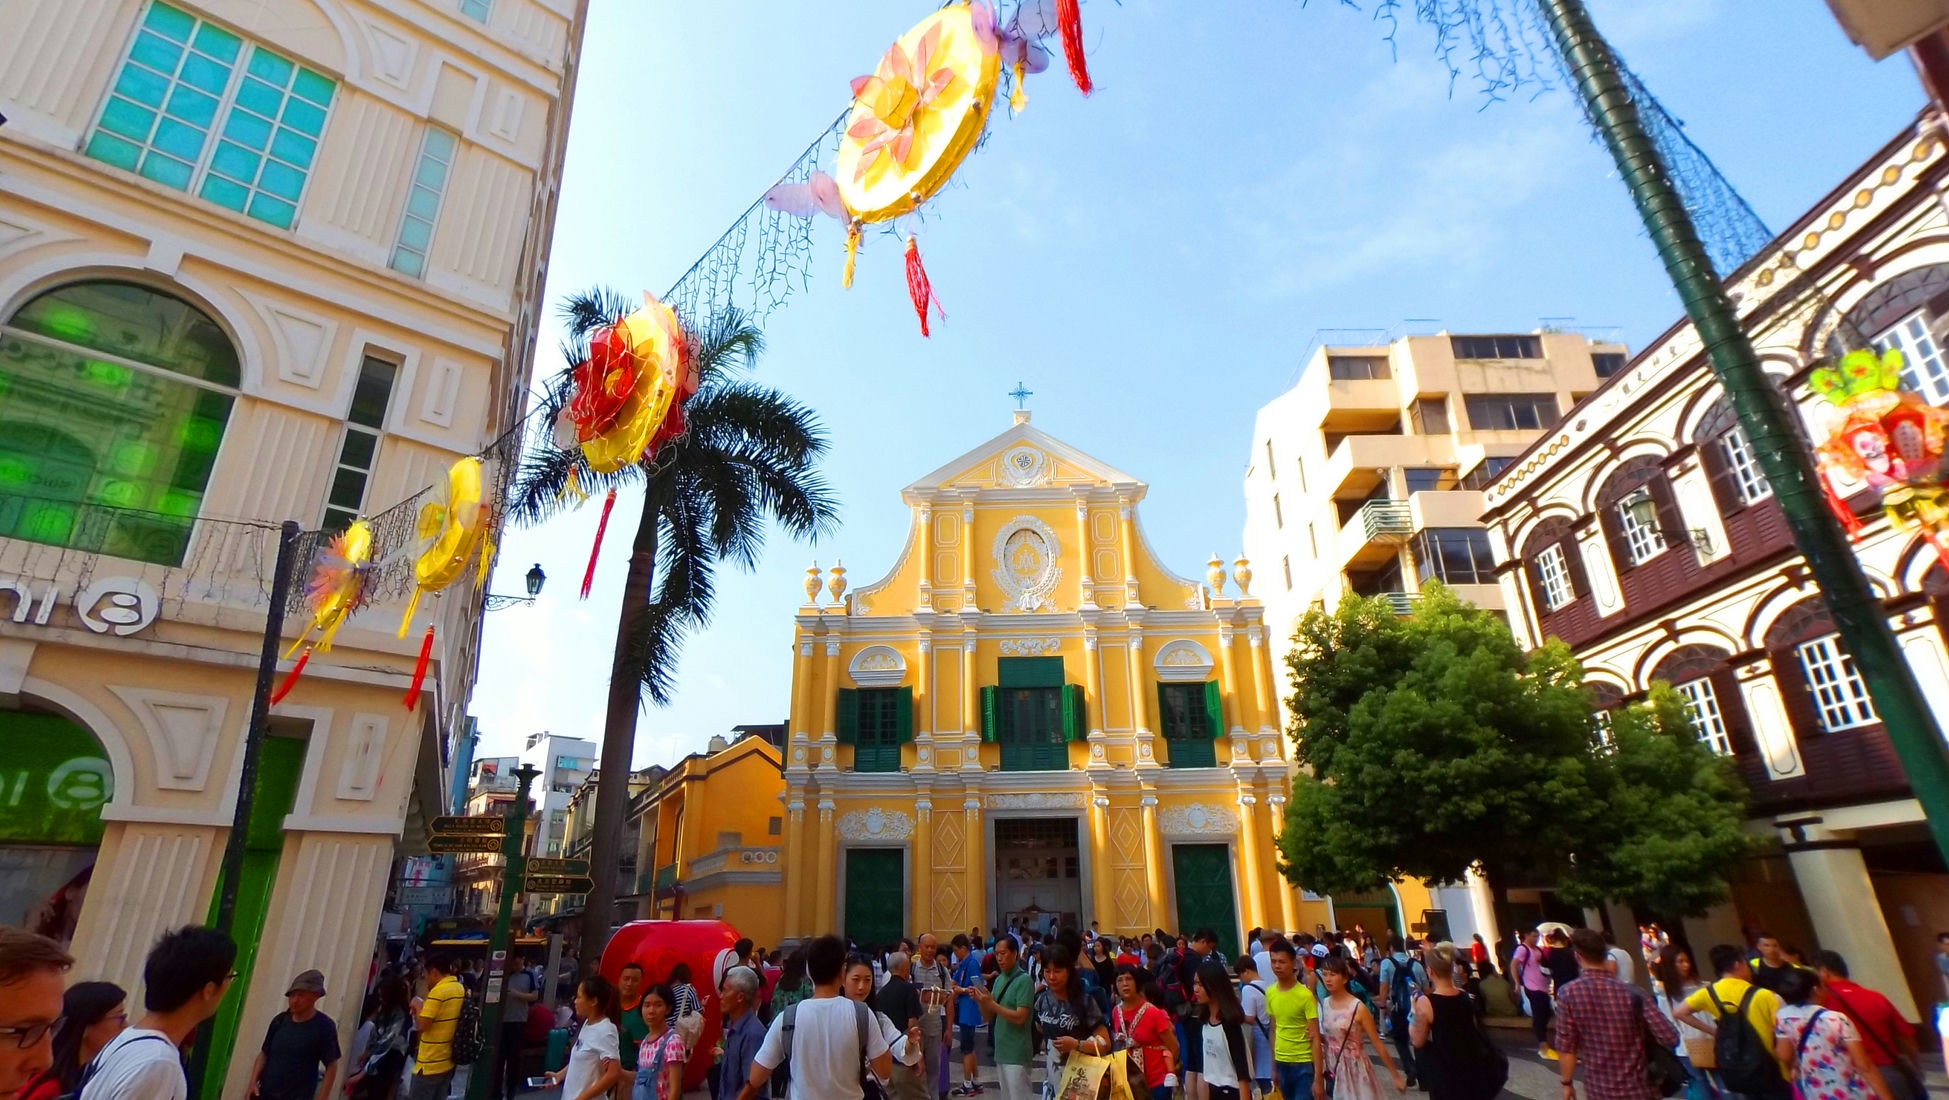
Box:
[526,858,590,877]
[429,834,506,854]
[522,874,595,895]
[432,815,506,835]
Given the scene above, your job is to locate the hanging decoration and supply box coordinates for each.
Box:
[1011,0,1090,97]
[273,520,375,704]
[399,456,488,636]
[1810,348,1949,564]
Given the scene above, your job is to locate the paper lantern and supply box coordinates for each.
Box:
[1811,347,1949,563]
[579,294,683,475]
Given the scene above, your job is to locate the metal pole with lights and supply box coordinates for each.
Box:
[483,563,547,611]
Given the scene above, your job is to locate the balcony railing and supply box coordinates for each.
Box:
[654,863,677,890]
[1375,591,1420,616]
[1357,500,1413,542]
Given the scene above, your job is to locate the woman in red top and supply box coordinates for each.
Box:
[1468,936,1489,969]
[16,982,126,1100]
[1112,965,1180,1100]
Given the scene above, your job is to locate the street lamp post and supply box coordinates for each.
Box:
[484,563,547,611]
[1536,0,1949,864]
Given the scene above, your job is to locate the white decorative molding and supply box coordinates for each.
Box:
[336,713,388,801]
[1153,639,1215,682]
[108,687,229,791]
[985,792,1086,810]
[1000,445,1050,487]
[836,807,915,841]
[488,88,526,141]
[418,357,463,427]
[998,637,1062,657]
[251,299,337,389]
[359,17,416,88]
[991,515,1063,612]
[848,645,907,687]
[1158,802,1238,837]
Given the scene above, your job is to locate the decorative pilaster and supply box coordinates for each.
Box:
[1217,624,1243,741]
[1118,499,1139,604]
[1128,630,1154,763]
[912,796,934,935]
[917,505,933,611]
[789,640,815,773]
[1246,626,1276,739]
[1140,792,1168,929]
[961,500,977,605]
[815,797,837,932]
[1075,497,1097,609]
[963,796,985,933]
[783,792,806,936]
[819,639,842,771]
[914,635,934,771]
[961,634,981,771]
[1235,791,1266,930]
[1267,792,1296,932]
[1082,632,1105,763]
[1089,793,1115,927]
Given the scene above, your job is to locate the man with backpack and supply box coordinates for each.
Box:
[1511,930,1556,1061]
[1379,935,1424,1089]
[738,935,892,1100]
[1672,945,1790,1100]
[1551,930,1677,1100]
[83,926,238,1100]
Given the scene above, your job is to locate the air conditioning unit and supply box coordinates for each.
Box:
[1825,0,1949,59]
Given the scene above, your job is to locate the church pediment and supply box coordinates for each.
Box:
[904,418,1144,498]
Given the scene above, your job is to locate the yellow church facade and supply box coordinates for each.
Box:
[779,414,1326,953]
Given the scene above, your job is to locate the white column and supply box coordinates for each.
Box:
[1787,842,1919,1018]
[1896,619,1949,741]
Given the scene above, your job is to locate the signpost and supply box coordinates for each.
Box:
[522,874,596,895]
[463,763,537,1100]
[432,815,507,834]
[428,834,506,855]
[525,857,590,877]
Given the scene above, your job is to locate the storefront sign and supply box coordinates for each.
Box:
[0,575,160,636]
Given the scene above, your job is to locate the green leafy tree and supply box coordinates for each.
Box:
[1277,585,1748,938]
[1558,683,1753,916]
[509,292,839,965]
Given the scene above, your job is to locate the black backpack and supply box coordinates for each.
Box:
[769,999,878,1100]
[451,989,486,1066]
[1387,954,1421,1024]
[1710,986,1783,1096]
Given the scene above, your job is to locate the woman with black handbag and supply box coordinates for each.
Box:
[1412,943,1508,1100]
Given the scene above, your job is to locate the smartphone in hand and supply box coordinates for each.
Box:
[526,1077,552,1090]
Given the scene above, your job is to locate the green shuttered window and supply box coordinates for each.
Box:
[991,658,1076,770]
[837,686,912,773]
[1157,681,1223,768]
[87,1,334,229]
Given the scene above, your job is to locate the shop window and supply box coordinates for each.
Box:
[86,2,335,230]
[0,280,239,565]
[322,355,398,531]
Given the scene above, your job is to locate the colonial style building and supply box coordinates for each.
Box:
[0,0,584,1092]
[779,412,1315,954]
[1482,119,1949,1020]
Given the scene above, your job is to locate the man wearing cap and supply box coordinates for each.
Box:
[246,969,341,1100]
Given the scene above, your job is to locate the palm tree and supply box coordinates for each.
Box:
[507,289,839,965]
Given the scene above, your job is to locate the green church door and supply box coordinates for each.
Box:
[1172,844,1240,957]
[843,848,906,948]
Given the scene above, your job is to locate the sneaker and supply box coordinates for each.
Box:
[1541,1046,1560,1061]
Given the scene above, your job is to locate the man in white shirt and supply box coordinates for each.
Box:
[1251,929,1276,989]
[739,935,892,1100]
[1603,933,1635,987]
[84,925,238,1100]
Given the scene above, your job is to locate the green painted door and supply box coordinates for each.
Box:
[1171,844,1240,957]
[843,848,905,949]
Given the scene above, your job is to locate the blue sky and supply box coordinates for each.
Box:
[468,0,1926,767]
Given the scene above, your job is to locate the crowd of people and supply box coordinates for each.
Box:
[0,919,1938,1100]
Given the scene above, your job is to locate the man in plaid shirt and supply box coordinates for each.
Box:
[1554,928,1678,1100]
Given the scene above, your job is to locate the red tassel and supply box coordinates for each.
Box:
[582,487,617,598]
[1057,0,1092,95]
[403,627,434,711]
[905,236,945,338]
[271,648,310,705]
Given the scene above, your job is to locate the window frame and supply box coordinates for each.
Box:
[1462,393,1560,431]
[1615,486,1667,564]
[1535,544,1573,610]
[1272,493,1283,529]
[321,354,400,531]
[390,126,458,278]
[1673,677,1733,755]
[1327,355,1391,381]
[1451,335,1543,360]
[1413,527,1497,586]
[853,687,904,773]
[1874,310,1949,406]
[1795,634,1878,732]
[1720,425,1772,506]
[1591,352,1627,378]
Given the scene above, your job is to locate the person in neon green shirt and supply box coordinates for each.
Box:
[1262,942,1323,1100]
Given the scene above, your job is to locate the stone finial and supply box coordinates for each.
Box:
[804,562,822,604]
[1233,557,1253,597]
[1207,554,1226,596]
[827,559,848,603]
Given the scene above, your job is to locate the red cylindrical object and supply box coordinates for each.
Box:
[600,920,740,1092]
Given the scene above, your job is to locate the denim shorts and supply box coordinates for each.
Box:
[958,1024,979,1054]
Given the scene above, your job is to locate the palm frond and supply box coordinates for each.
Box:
[684,307,765,384]
[505,442,638,527]
[556,286,636,343]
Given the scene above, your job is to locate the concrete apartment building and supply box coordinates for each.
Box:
[0,0,586,1092]
[1241,329,1626,715]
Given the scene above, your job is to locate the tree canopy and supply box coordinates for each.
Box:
[1276,586,1750,927]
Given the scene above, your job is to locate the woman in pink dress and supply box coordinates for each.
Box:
[1771,969,1892,1100]
[1318,956,1406,1100]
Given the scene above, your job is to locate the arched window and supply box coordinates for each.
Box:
[1597,456,1687,572]
[1522,517,1588,614]
[1828,263,1949,405]
[0,281,238,566]
[1694,398,1773,515]
[1649,644,1740,756]
[1765,601,1878,736]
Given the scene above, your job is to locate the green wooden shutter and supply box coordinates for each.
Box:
[998,656,1064,688]
[896,686,915,743]
[1156,682,1173,739]
[980,685,999,743]
[837,688,859,745]
[1202,680,1224,740]
[1061,683,1085,742]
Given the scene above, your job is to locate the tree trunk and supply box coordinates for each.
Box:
[578,486,658,969]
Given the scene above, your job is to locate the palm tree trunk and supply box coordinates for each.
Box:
[578,486,658,969]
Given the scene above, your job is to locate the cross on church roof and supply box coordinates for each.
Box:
[1009,381,1033,410]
